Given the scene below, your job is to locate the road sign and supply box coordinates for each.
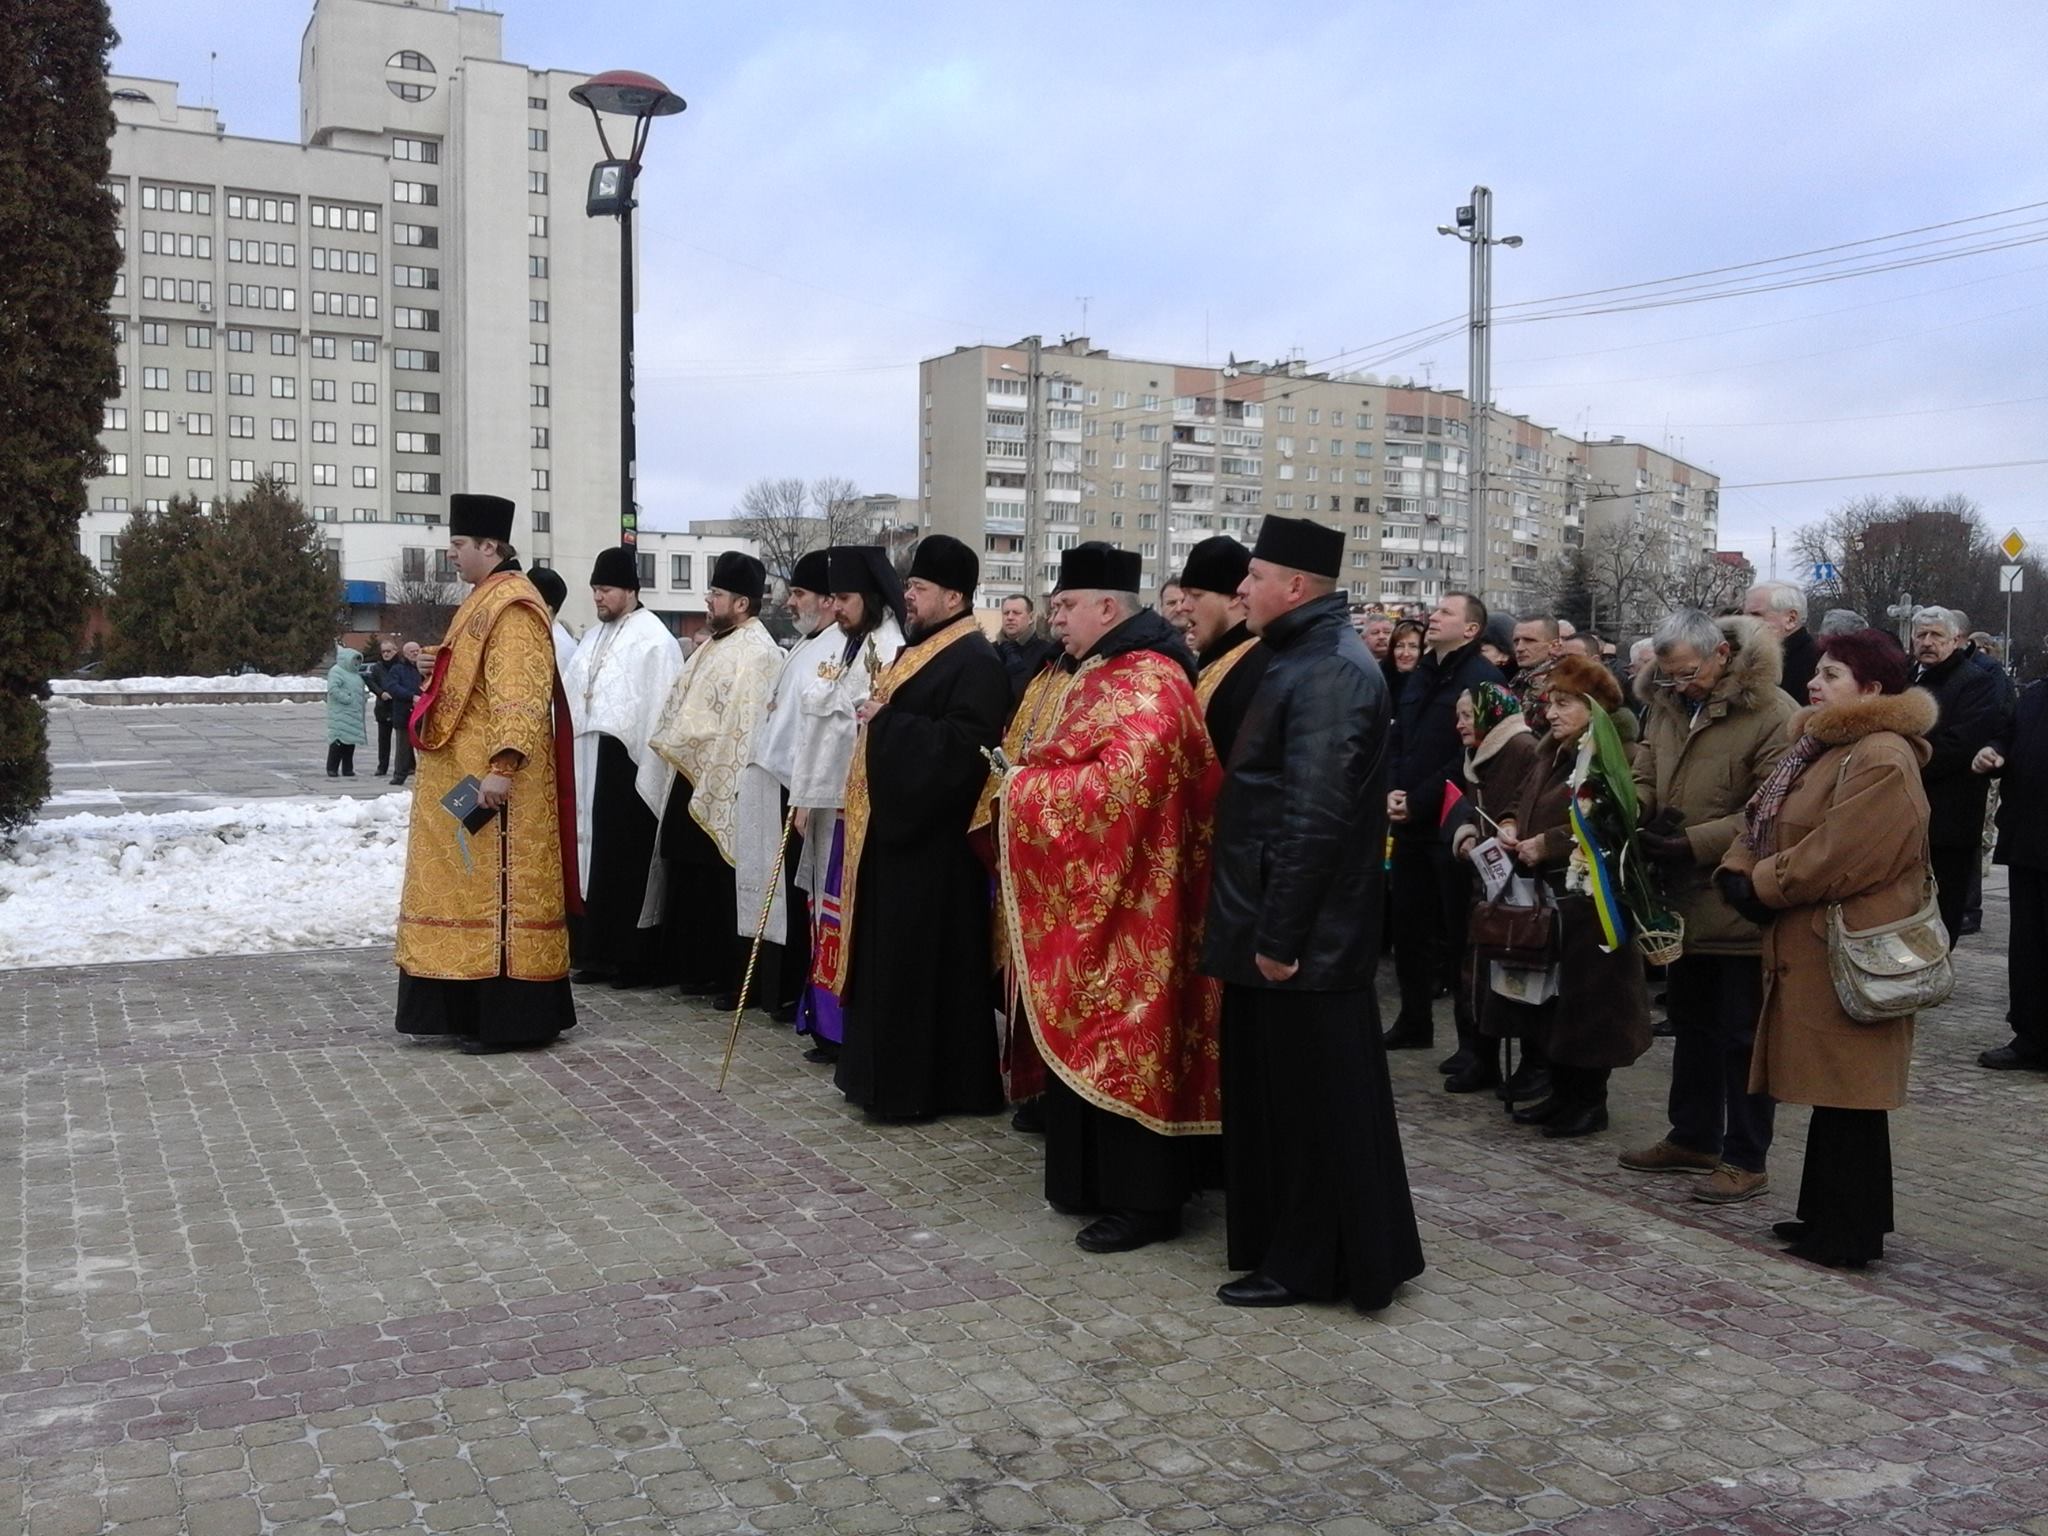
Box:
[2002,565,2025,593]
[2003,528,2027,561]
[1812,562,1839,583]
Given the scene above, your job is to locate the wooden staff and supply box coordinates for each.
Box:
[717,801,800,1093]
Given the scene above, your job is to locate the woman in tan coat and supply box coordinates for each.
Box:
[1716,630,1935,1269]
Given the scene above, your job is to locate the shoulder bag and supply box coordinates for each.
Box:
[1820,750,1954,1022]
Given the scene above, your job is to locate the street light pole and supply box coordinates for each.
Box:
[569,70,687,550]
[1438,187,1521,604]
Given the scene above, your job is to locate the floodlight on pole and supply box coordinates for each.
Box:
[569,69,686,548]
[1437,185,1523,604]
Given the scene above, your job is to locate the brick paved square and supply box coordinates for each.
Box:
[4,868,2047,1532]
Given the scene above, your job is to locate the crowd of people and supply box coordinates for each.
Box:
[384,490,2030,1308]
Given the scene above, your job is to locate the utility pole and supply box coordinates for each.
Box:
[1024,334,1043,604]
[1439,187,1522,604]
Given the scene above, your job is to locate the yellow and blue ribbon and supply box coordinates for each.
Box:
[1568,798,1630,952]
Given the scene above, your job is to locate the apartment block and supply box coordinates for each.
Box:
[919,337,1718,615]
[90,0,626,627]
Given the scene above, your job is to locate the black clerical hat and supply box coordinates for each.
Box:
[589,546,639,591]
[528,565,568,614]
[1054,541,1141,594]
[448,493,514,543]
[1251,514,1343,579]
[827,545,907,626]
[906,534,978,596]
[1179,535,1250,596]
[710,550,766,606]
[790,549,830,594]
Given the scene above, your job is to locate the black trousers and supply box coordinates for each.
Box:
[1796,1106,1892,1262]
[1390,837,1473,1040]
[1931,843,1973,950]
[1042,1074,1192,1217]
[390,725,416,782]
[1665,953,1774,1173]
[2007,866,2048,1055]
[1221,984,1425,1309]
[374,715,395,773]
[326,741,356,776]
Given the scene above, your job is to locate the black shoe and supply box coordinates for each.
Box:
[1382,1023,1434,1051]
[1010,1099,1046,1134]
[1498,1066,1552,1104]
[341,770,355,777]
[1652,1019,1676,1039]
[327,769,339,778]
[1511,1095,1567,1126]
[1216,1272,1302,1308]
[458,1036,555,1055]
[390,776,408,787]
[1960,916,1982,937]
[770,1001,800,1025]
[1075,1211,1180,1254]
[571,968,612,984]
[1786,1238,1870,1270]
[677,981,722,999]
[1772,1220,1812,1242]
[1542,1101,1609,1138]
[1980,1043,2047,1070]
[1437,1048,1472,1076]
[801,1043,838,1065]
[1445,1061,1503,1094]
[609,972,662,991]
[710,992,743,1013]
[375,764,390,777]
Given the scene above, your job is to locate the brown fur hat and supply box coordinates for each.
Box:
[1546,653,1623,715]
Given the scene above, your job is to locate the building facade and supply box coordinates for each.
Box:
[91,0,628,627]
[919,337,1718,617]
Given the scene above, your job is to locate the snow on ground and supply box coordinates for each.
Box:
[0,795,410,968]
[51,673,323,696]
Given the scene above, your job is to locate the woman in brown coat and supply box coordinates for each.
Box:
[1496,655,1654,1138]
[1716,630,1935,1269]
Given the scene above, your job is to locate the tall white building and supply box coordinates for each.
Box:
[91,0,629,626]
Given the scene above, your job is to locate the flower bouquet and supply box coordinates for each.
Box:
[1567,701,1684,961]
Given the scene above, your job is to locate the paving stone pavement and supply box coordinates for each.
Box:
[4,878,2048,1534]
[43,701,395,817]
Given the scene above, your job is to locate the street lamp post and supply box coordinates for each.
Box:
[569,69,687,549]
[1437,187,1521,603]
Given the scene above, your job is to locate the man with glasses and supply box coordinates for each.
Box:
[1620,609,1795,1206]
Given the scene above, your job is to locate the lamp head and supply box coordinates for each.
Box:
[1500,235,1525,248]
[569,70,686,120]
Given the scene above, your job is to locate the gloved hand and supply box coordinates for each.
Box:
[1639,826,1693,864]
[1714,868,1774,926]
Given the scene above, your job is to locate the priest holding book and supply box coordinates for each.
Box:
[395,493,579,1054]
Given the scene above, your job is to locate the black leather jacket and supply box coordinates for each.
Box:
[1201,593,1391,991]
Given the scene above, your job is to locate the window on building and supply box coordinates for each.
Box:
[531,468,549,491]
[353,382,378,405]
[351,423,377,446]
[528,128,548,150]
[352,466,377,488]
[391,136,440,164]
[528,300,548,323]
[269,376,295,398]
[527,214,548,238]
[312,463,336,485]
[636,552,655,588]
[187,456,213,479]
[671,555,692,590]
[527,171,548,194]
[271,418,296,441]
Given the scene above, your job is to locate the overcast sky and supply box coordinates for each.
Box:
[114,1,2048,575]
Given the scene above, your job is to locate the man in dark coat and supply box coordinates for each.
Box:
[1179,535,1271,763]
[833,534,1011,1121]
[1384,591,1507,1089]
[1912,606,2010,947]
[994,594,1059,708]
[1744,581,1820,705]
[1201,513,1424,1311]
[1977,681,2048,1068]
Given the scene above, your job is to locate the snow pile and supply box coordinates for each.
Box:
[0,795,412,968]
[51,673,324,696]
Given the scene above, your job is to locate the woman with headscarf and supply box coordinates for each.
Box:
[1450,681,1545,1093]
[1495,655,1653,1137]
[1715,630,1935,1268]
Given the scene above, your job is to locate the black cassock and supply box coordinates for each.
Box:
[660,773,741,995]
[1199,624,1272,767]
[835,614,1009,1119]
[570,735,668,984]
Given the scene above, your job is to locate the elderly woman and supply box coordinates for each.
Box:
[1494,656,1653,1137]
[1715,630,1935,1268]
[1450,682,1545,1095]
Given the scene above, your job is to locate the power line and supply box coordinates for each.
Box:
[1585,392,2048,432]
[1719,459,2048,491]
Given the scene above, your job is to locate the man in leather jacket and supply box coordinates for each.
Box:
[1200,514,1425,1313]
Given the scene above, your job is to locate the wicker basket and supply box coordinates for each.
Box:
[1635,920,1684,968]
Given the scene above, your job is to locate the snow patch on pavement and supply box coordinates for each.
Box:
[51,672,322,696]
[0,795,411,968]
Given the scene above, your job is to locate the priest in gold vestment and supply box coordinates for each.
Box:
[395,494,579,1053]
[996,543,1223,1254]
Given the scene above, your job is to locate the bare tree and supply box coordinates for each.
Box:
[383,562,462,647]
[732,476,872,582]
[1790,493,1996,627]
[1661,553,1756,617]
[1580,520,1671,640]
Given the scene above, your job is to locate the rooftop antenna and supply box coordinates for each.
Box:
[1419,357,1436,386]
[1076,295,1090,335]
[208,51,217,109]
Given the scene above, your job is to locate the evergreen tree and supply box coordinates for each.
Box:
[103,495,208,676]
[0,0,121,833]
[185,479,340,675]
[1546,547,1595,631]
